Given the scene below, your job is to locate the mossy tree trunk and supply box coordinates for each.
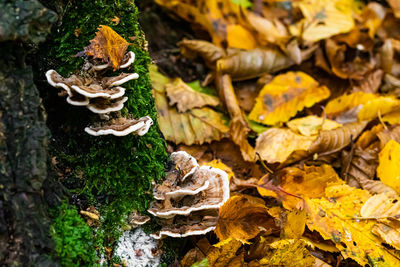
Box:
[1,0,168,266]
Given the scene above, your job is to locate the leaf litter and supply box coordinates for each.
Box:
[143,0,400,266]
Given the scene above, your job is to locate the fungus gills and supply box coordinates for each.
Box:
[45,50,152,136]
[148,151,230,238]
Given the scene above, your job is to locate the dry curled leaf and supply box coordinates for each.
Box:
[178,39,226,68]
[308,121,368,156]
[215,194,276,242]
[84,25,129,70]
[249,72,330,125]
[217,48,294,81]
[165,78,220,112]
[216,73,255,161]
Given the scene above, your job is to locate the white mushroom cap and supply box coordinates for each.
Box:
[170,151,199,182]
[104,73,139,87]
[71,85,126,99]
[120,51,135,69]
[86,96,128,114]
[148,166,230,218]
[84,116,153,136]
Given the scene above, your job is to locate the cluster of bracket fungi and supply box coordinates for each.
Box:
[148,151,230,239]
[45,51,153,136]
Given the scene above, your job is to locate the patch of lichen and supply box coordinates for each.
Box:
[47,0,168,259]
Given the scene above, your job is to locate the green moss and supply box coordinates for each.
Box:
[50,201,99,266]
[48,0,168,260]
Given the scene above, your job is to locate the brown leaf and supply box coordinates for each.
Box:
[178,39,226,68]
[85,25,129,70]
[165,78,220,112]
[308,121,368,156]
[350,69,384,94]
[216,73,255,161]
[215,194,276,242]
[217,48,293,81]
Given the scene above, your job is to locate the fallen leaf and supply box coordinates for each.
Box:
[178,39,226,68]
[216,48,293,81]
[216,73,255,161]
[287,116,341,137]
[377,140,400,194]
[361,193,400,218]
[372,220,400,250]
[203,159,234,182]
[258,165,343,209]
[291,0,356,42]
[357,96,400,121]
[350,69,384,93]
[308,121,368,156]
[253,239,316,267]
[377,125,400,147]
[151,66,229,145]
[281,209,307,239]
[110,16,120,25]
[382,109,400,125]
[205,237,243,267]
[215,194,276,242]
[305,184,400,265]
[84,25,129,70]
[226,24,257,49]
[249,71,330,125]
[325,92,377,119]
[165,78,220,112]
[388,0,400,18]
[255,128,315,164]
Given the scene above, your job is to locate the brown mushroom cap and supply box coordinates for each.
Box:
[151,210,218,239]
[148,152,230,219]
[84,116,153,136]
[128,211,151,228]
[86,96,128,114]
[103,72,139,87]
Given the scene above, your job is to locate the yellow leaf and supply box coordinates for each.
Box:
[84,25,129,70]
[249,72,330,125]
[165,78,220,112]
[226,24,257,50]
[215,195,276,242]
[255,128,315,163]
[382,109,400,125]
[282,209,307,239]
[256,239,316,267]
[292,0,355,42]
[206,237,243,267]
[372,221,400,250]
[325,92,377,117]
[305,184,400,265]
[388,0,400,18]
[377,140,400,194]
[258,165,343,209]
[287,115,341,137]
[150,66,229,145]
[357,96,400,121]
[203,159,234,182]
[361,193,400,218]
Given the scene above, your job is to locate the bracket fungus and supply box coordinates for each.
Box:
[46,47,152,137]
[148,151,230,238]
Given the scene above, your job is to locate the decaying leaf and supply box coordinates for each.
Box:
[377,140,400,194]
[388,0,400,18]
[216,48,294,81]
[287,116,341,137]
[290,0,356,42]
[216,73,255,161]
[249,72,330,125]
[305,184,400,265]
[205,238,243,267]
[325,92,377,118]
[309,121,368,156]
[258,165,343,209]
[357,96,400,121]
[372,221,400,250]
[255,128,315,164]
[84,25,129,70]
[215,194,276,242]
[165,78,220,112]
[361,193,400,218]
[151,66,229,145]
[178,39,226,68]
[350,69,384,93]
[377,125,400,147]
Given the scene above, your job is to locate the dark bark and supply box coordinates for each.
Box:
[0,1,60,266]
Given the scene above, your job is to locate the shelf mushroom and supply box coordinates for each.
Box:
[148,151,230,239]
[45,50,153,137]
